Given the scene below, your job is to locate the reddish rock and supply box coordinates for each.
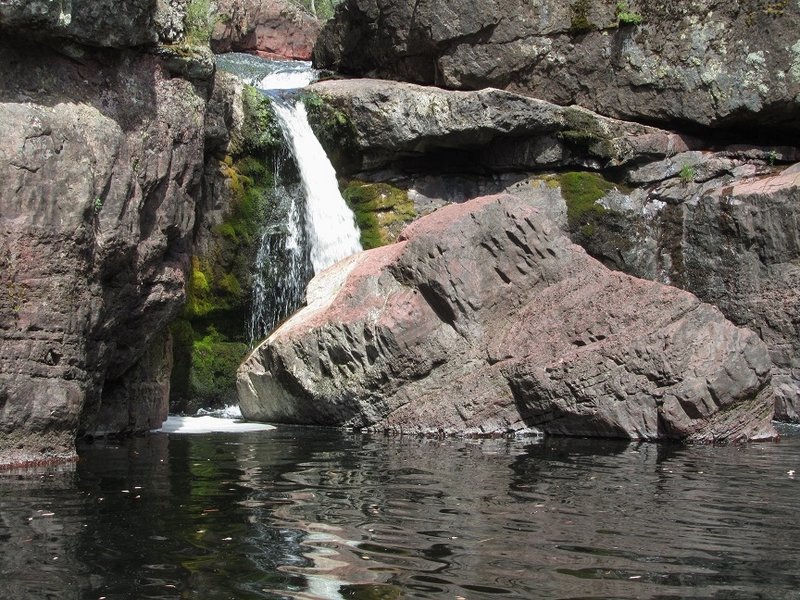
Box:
[212,0,322,60]
[0,38,206,467]
[238,195,777,443]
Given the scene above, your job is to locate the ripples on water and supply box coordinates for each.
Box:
[1,426,799,599]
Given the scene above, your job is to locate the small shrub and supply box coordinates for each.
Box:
[616,1,643,25]
[185,0,217,46]
[679,164,695,184]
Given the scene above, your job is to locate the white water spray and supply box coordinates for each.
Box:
[272,100,362,275]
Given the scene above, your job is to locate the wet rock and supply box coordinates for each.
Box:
[238,195,776,443]
[212,0,322,60]
[314,0,800,137]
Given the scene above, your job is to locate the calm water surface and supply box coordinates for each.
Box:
[1,427,799,599]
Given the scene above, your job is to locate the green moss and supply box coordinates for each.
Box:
[342,180,416,249]
[239,86,283,157]
[169,320,249,411]
[570,0,594,34]
[615,1,643,25]
[559,108,616,159]
[555,171,634,270]
[558,171,615,226]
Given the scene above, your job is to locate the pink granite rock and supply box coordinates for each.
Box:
[238,195,777,443]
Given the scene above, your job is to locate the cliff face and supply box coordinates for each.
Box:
[0,4,208,466]
[315,0,800,137]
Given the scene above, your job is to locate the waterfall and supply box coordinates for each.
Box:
[222,54,362,345]
[247,151,307,343]
[271,100,362,275]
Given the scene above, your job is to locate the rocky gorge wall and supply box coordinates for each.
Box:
[0,0,235,467]
[315,0,800,138]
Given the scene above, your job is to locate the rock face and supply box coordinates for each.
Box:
[213,0,322,59]
[238,195,776,443]
[309,78,702,174]
[0,34,207,466]
[314,0,800,136]
[305,77,800,423]
[606,164,800,423]
[0,0,184,45]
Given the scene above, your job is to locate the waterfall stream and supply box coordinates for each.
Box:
[271,100,362,275]
[217,55,362,345]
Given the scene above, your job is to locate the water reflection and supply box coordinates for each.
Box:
[1,429,799,599]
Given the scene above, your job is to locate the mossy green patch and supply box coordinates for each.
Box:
[237,86,283,157]
[554,171,634,270]
[342,180,416,249]
[559,108,617,159]
[570,0,594,34]
[170,319,249,412]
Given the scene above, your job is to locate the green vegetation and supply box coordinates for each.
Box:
[679,164,695,184]
[172,85,281,412]
[185,0,217,46]
[303,91,360,171]
[616,1,643,25]
[559,108,616,159]
[239,86,283,157]
[170,319,249,411]
[554,172,633,267]
[342,181,416,249]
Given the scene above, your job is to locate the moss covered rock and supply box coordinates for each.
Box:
[554,171,633,270]
[173,80,284,411]
[342,180,416,249]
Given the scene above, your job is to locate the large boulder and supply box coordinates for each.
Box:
[238,195,776,443]
[0,37,207,467]
[212,0,322,59]
[314,0,800,136]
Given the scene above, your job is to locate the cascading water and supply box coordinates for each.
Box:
[270,99,362,275]
[217,54,362,345]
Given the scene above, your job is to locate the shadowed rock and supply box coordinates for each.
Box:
[238,195,776,443]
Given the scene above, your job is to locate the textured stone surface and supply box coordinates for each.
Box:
[314,0,800,136]
[310,78,701,174]
[0,0,183,46]
[238,195,776,443]
[0,38,206,466]
[602,163,800,422]
[212,0,322,59]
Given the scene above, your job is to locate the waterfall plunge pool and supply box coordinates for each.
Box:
[1,426,799,599]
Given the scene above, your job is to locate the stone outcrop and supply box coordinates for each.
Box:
[598,163,800,423]
[309,78,704,174]
[0,24,209,466]
[314,0,800,137]
[212,0,322,59]
[238,195,776,443]
[0,0,185,45]
[305,77,800,423]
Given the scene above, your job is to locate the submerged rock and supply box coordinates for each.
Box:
[238,195,776,443]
